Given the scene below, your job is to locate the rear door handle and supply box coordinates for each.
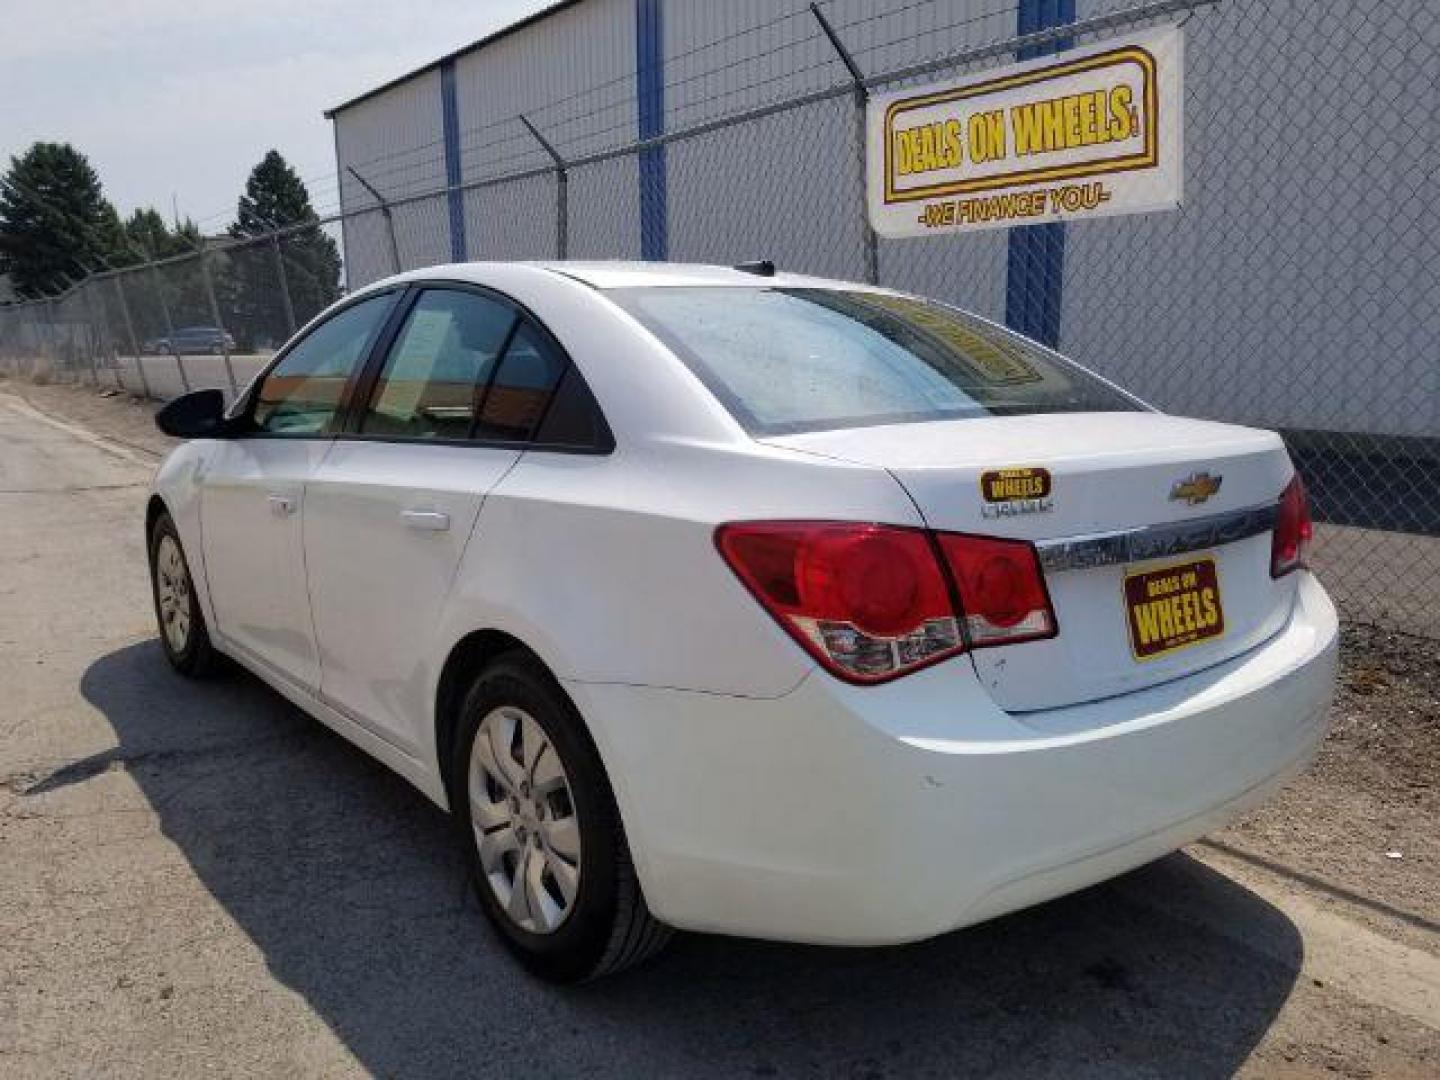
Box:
[400,509,450,532]
[267,494,297,517]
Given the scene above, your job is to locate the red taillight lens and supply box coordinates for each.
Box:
[716,522,961,682]
[935,533,1056,645]
[1271,473,1313,577]
[716,521,1056,683]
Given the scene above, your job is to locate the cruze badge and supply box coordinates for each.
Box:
[1169,471,1222,506]
[980,466,1053,518]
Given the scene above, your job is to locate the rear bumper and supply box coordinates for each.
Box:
[567,573,1338,945]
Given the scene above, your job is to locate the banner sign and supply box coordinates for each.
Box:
[867,25,1184,238]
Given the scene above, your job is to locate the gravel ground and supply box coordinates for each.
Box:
[1217,623,1439,951]
[2,376,1436,1078]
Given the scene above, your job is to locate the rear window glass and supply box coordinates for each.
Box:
[608,287,1140,435]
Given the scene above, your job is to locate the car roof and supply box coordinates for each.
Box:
[380,260,868,292]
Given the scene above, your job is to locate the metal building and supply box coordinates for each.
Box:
[325,0,1437,446]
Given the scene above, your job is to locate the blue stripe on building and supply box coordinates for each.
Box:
[636,0,667,260]
[440,59,467,261]
[1004,0,1074,347]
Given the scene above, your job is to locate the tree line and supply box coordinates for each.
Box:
[0,143,341,350]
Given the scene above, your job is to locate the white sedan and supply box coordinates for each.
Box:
[146,261,1337,981]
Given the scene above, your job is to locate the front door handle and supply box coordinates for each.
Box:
[267,494,297,517]
[401,509,450,532]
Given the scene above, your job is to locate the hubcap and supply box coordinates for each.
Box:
[468,706,581,934]
[155,535,192,654]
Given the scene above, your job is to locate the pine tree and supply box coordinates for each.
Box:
[123,208,196,262]
[115,211,213,342]
[228,150,341,347]
[0,142,122,294]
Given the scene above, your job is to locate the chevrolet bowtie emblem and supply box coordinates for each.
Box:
[1170,471,1223,505]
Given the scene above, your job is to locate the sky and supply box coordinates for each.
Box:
[1,0,552,234]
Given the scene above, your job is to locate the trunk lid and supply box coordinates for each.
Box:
[763,412,1298,711]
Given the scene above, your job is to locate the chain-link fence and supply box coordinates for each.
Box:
[1,0,1435,636]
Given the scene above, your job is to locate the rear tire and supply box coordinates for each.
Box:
[451,653,671,981]
[148,512,218,678]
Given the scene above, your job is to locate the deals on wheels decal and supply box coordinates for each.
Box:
[979,466,1053,519]
[867,24,1184,238]
[1124,556,1224,661]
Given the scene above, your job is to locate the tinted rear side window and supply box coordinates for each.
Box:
[473,321,567,443]
[534,363,613,451]
[608,287,1140,435]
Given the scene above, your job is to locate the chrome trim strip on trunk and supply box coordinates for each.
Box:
[1035,502,1278,573]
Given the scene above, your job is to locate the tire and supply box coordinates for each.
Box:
[451,653,671,982]
[148,511,219,678]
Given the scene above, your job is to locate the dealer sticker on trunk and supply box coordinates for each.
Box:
[979,467,1053,519]
[1124,556,1224,660]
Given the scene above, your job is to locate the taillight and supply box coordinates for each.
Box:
[716,522,962,682]
[716,521,1055,684]
[1271,473,1313,577]
[935,533,1056,646]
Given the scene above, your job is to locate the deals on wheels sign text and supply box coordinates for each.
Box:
[867,25,1184,238]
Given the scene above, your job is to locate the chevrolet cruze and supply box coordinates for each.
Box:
[146,261,1337,981]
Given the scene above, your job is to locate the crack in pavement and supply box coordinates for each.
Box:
[0,482,150,494]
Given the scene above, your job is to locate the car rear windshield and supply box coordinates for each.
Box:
[608,287,1141,435]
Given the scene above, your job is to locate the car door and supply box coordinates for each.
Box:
[200,290,399,690]
[302,285,569,753]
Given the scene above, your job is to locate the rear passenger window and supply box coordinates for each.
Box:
[360,289,516,439]
[473,321,566,443]
[534,364,613,451]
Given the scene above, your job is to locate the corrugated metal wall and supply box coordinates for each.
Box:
[330,0,1026,298]
[333,68,448,276]
[453,0,637,260]
[1060,0,1438,437]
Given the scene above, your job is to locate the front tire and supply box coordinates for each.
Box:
[148,512,218,677]
[452,654,671,981]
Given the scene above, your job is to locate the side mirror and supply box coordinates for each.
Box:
[155,389,242,439]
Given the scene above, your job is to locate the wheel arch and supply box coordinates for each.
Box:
[434,628,555,803]
[145,493,170,542]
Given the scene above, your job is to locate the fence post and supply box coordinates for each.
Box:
[78,281,105,386]
[44,297,62,380]
[80,265,115,387]
[58,274,93,383]
[810,2,879,285]
[347,167,403,273]
[43,296,58,379]
[143,264,183,396]
[196,251,238,398]
[519,114,569,259]
[269,233,298,337]
[111,275,150,397]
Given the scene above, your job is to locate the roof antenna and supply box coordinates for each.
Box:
[733,259,775,277]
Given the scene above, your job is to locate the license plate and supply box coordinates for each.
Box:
[1123,556,1225,661]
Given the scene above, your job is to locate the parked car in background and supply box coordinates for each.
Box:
[142,326,236,354]
[143,261,1337,983]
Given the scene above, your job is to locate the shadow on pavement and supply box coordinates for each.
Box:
[72,640,1303,1078]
